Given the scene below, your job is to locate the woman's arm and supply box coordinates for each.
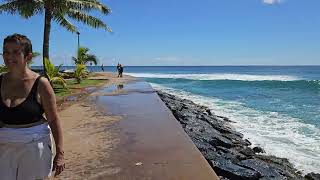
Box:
[38,77,65,177]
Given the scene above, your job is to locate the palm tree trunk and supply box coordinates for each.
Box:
[43,8,52,80]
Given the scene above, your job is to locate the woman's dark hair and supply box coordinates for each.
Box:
[3,33,32,57]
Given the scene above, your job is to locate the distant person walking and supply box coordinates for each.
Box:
[119,64,124,78]
[117,63,124,77]
[101,64,104,72]
[116,63,120,77]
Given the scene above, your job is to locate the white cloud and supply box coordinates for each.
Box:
[262,0,282,5]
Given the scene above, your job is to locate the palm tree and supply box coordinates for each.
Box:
[44,58,67,88]
[0,0,111,78]
[74,63,86,83]
[72,46,98,65]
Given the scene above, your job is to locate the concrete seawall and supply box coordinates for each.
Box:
[93,81,219,180]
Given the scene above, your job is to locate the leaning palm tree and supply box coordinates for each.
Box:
[72,46,98,65]
[0,0,112,78]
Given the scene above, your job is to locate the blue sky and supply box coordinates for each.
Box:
[0,0,320,66]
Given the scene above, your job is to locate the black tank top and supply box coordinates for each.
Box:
[0,75,45,125]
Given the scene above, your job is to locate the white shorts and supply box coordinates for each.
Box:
[0,135,53,180]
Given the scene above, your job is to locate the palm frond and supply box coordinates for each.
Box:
[56,64,63,72]
[67,9,111,32]
[72,56,79,64]
[0,0,43,17]
[84,54,98,65]
[66,0,111,14]
[44,58,67,88]
[78,47,89,55]
[74,63,86,83]
[32,52,41,58]
[0,1,19,14]
[53,12,77,32]
[74,46,98,65]
[50,76,67,88]
[77,47,88,64]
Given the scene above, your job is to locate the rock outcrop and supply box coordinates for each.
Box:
[157,91,320,180]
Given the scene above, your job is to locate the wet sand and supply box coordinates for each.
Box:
[54,101,121,179]
[54,73,136,179]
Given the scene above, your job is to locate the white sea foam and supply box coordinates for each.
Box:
[151,83,320,174]
[127,73,300,81]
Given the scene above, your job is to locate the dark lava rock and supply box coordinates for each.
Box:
[305,173,320,180]
[157,90,314,180]
[253,147,266,154]
[239,159,284,179]
[210,156,261,180]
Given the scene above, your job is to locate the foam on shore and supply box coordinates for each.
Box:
[150,83,320,174]
[126,73,300,81]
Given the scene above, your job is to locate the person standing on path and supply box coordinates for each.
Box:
[101,63,105,72]
[118,64,124,78]
[117,63,121,77]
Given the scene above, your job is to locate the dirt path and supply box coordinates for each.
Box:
[53,72,136,179]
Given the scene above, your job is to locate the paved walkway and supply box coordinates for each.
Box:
[92,81,219,180]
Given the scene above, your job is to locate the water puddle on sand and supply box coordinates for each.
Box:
[91,81,156,97]
[66,95,78,101]
[90,81,157,115]
[84,86,98,93]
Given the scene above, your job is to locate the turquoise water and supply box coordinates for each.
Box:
[122,66,320,173]
[35,65,320,173]
[116,66,320,128]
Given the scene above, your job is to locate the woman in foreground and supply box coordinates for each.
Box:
[0,33,64,179]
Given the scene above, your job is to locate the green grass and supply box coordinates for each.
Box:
[54,88,71,97]
[54,79,107,97]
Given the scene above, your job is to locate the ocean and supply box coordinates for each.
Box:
[37,65,320,173]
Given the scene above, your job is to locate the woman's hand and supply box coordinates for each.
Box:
[53,152,65,177]
[38,77,65,177]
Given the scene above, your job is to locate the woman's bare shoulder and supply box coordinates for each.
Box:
[38,76,53,94]
[38,76,50,83]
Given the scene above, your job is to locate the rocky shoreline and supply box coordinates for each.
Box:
[157,91,320,180]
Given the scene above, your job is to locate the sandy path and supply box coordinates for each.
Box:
[53,73,135,179]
